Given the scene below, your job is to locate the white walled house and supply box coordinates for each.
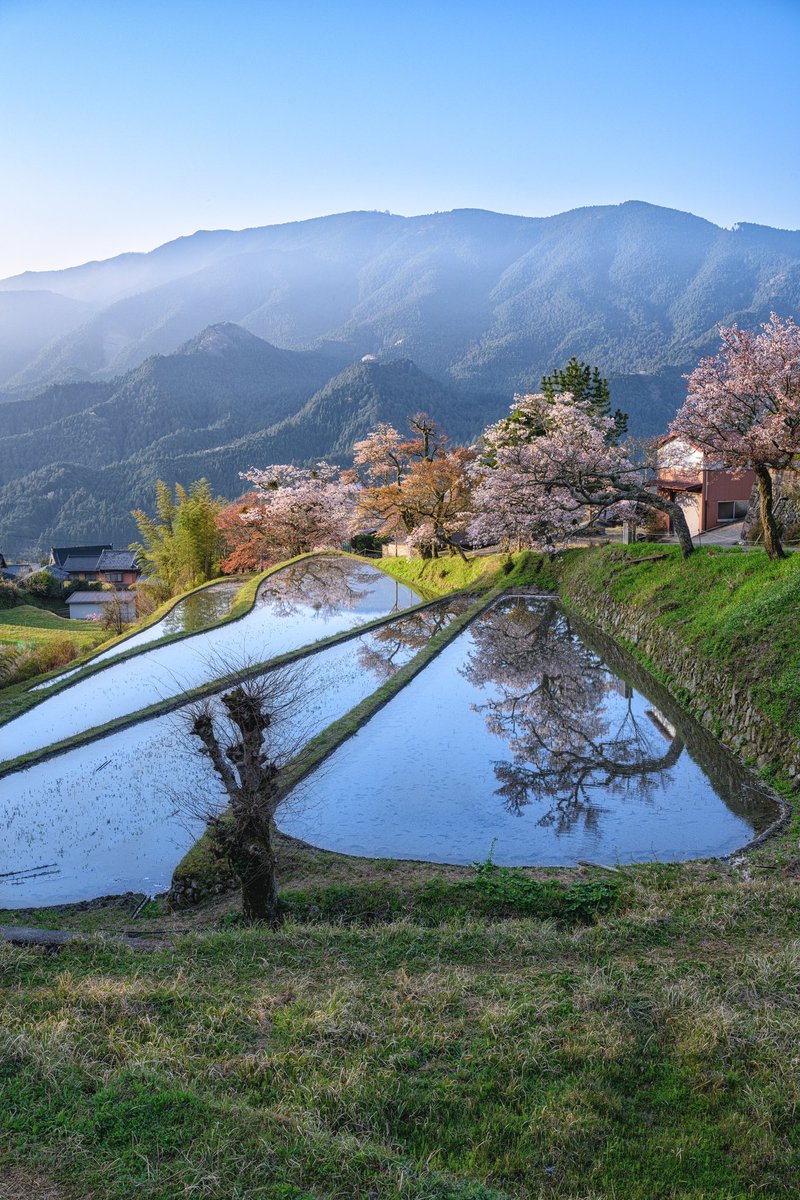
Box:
[66,590,136,622]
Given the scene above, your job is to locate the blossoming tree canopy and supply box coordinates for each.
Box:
[470,395,696,557]
[671,313,800,559]
[237,463,359,560]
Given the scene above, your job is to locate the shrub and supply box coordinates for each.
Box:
[65,578,106,594]
[134,580,167,617]
[0,636,79,689]
[471,858,620,921]
[278,870,621,928]
[21,569,64,600]
[0,582,21,609]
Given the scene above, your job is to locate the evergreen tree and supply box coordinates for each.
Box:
[541,357,628,440]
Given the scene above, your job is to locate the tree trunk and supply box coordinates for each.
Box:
[754,464,785,560]
[239,842,281,927]
[228,808,282,927]
[641,493,695,559]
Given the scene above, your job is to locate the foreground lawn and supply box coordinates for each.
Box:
[2,861,799,1199]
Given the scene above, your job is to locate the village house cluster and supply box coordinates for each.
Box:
[0,543,140,621]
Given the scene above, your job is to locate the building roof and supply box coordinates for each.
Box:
[654,479,702,493]
[67,590,134,605]
[1,563,37,580]
[62,556,104,573]
[50,544,112,568]
[97,549,138,571]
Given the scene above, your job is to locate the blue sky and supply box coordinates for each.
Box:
[1,0,798,277]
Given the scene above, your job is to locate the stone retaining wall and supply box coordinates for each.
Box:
[562,577,800,784]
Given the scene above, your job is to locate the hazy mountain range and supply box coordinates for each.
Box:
[1,202,799,552]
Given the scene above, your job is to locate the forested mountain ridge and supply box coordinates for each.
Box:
[0,325,344,490]
[254,357,480,462]
[0,352,468,551]
[2,204,799,397]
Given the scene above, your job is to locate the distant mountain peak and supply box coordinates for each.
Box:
[178,323,265,356]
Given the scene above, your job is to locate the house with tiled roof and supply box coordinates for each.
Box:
[49,545,112,574]
[96,549,140,585]
[48,545,140,585]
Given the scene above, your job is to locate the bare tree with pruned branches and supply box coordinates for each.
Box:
[185,662,312,926]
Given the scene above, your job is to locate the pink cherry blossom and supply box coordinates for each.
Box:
[670,313,800,558]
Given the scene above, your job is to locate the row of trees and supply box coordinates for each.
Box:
[133,315,800,598]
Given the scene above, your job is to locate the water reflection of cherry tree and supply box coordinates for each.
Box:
[356,598,472,681]
[258,558,379,618]
[461,599,684,834]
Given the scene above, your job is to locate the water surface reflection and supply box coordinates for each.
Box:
[279,597,776,865]
[0,597,464,906]
[2,557,421,761]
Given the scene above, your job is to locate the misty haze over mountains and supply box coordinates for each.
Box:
[1,202,799,551]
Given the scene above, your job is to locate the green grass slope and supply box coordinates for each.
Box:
[0,605,105,650]
[558,545,800,744]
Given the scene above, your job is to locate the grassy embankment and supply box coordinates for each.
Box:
[2,546,799,1198]
[372,547,554,597]
[0,604,108,653]
[557,544,800,754]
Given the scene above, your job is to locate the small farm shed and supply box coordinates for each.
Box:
[66,590,136,622]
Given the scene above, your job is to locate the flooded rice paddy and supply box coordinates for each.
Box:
[0,578,777,909]
[2,557,421,761]
[40,577,247,686]
[279,597,776,867]
[0,599,466,906]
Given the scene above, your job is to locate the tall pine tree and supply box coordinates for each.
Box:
[541,357,628,441]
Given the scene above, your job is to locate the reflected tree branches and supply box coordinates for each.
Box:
[258,559,377,618]
[463,599,685,833]
[356,598,472,681]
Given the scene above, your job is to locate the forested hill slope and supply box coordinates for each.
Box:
[0,356,467,551]
[0,324,343,491]
[2,204,799,399]
[249,357,479,462]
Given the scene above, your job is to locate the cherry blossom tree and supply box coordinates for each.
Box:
[235,464,358,561]
[670,313,800,559]
[470,394,695,557]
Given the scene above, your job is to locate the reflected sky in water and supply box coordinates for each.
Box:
[280,597,776,866]
[0,597,466,907]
